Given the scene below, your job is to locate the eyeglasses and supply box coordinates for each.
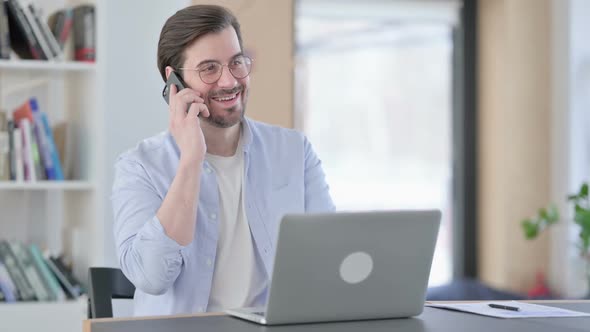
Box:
[178,55,253,84]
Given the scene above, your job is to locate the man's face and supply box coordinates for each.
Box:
[181,27,250,128]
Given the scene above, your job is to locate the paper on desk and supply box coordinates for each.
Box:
[425,301,590,318]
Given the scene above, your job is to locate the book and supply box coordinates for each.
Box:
[28,3,61,59]
[5,0,44,59]
[72,4,94,62]
[14,99,45,180]
[12,127,24,181]
[29,244,65,301]
[52,121,68,180]
[17,118,35,181]
[0,261,17,302]
[18,0,52,60]
[7,119,15,180]
[47,8,72,51]
[39,112,63,180]
[0,240,36,301]
[0,111,9,180]
[45,255,83,298]
[0,0,11,59]
[8,241,53,301]
[30,98,54,179]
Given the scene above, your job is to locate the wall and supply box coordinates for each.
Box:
[477,0,552,293]
[193,0,294,128]
[101,0,191,266]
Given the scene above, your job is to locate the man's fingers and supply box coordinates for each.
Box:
[175,89,204,104]
[187,102,210,119]
[199,104,210,118]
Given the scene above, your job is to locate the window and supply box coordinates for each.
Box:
[295,0,461,286]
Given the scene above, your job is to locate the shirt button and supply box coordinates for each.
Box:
[205,167,212,174]
[210,213,217,220]
[198,306,204,312]
[206,258,212,267]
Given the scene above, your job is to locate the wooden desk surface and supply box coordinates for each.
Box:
[83,300,590,332]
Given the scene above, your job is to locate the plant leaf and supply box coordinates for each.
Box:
[580,183,589,198]
[521,219,539,239]
[546,204,559,224]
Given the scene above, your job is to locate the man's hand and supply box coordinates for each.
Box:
[168,84,211,164]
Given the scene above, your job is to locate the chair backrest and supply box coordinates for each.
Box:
[88,267,135,318]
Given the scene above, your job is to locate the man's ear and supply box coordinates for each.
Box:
[165,66,174,80]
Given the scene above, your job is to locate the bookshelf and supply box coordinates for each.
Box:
[0,0,101,331]
[1,0,188,330]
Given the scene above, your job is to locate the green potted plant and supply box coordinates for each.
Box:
[521,183,590,297]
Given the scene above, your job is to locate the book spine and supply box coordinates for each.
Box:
[5,0,43,59]
[0,130,8,180]
[58,9,72,49]
[44,255,78,298]
[29,244,65,301]
[40,113,63,180]
[29,4,61,59]
[9,241,53,301]
[7,120,15,180]
[0,241,36,301]
[0,262,18,302]
[0,0,11,59]
[12,127,24,181]
[30,99,54,179]
[18,0,52,60]
[31,122,47,181]
[18,118,35,181]
[0,113,8,179]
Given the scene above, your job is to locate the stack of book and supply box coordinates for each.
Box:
[0,97,64,181]
[0,240,85,302]
[0,1,95,61]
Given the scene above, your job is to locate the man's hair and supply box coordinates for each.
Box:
[157,5,243,82]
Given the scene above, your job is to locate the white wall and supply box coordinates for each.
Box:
[99,0,190,267]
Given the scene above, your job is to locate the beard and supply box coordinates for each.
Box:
[203,85,248,128]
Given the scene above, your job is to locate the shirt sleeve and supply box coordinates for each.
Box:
[111,157,188,295]
[303,136,337,212]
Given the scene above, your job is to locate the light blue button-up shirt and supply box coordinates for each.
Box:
[111,117,335,316]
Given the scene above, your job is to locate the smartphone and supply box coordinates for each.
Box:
[162,71,188,105]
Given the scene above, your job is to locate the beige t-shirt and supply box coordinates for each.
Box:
[206,137,267,312]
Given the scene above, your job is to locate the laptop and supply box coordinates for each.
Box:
[225,209,441,325]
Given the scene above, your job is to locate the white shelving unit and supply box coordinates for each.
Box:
[1,0,189,330]
[0,59,96,71]
[0,180,95,190]
[0,1,102,331]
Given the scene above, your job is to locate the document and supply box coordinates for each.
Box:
[425,301,590,318]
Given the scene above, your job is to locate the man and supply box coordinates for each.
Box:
[111,5,335,316]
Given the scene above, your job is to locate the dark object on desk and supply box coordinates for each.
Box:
[88,267,135,318]
[488,303,520,311]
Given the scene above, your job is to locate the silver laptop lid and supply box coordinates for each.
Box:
[264,210,441,324]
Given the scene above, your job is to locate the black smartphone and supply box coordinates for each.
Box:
[162,71,188,105]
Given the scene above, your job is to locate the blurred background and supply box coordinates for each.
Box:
[1,0,590,330]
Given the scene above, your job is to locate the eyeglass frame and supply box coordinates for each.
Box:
[178,55,254,84]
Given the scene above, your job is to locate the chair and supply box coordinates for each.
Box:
[88,267,135,318]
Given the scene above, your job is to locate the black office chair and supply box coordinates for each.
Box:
[88,267,135,318]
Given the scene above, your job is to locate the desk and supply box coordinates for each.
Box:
[83,301,590,332]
